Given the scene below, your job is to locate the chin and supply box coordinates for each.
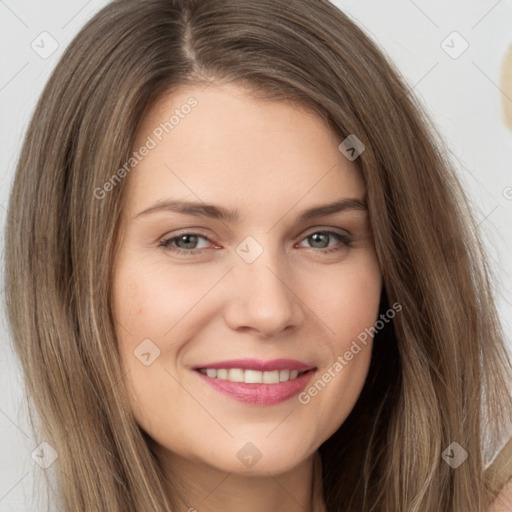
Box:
[214,434,318,476]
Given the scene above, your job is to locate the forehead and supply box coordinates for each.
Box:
[124,83,365,220]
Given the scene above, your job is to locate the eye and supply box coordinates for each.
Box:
[158,229,353,257]
[296,230,353,253]
[158,233,215,254]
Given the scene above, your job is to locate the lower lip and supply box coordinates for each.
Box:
[195,370,316,405]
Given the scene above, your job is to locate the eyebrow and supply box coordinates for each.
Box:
[135,197,367,223]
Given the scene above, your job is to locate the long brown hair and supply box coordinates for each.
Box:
[5,0,511,510]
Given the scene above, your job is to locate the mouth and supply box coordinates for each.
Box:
[192,358,316,405]
[197,367,310,383]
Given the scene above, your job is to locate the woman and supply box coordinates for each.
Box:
[4,0,512,510]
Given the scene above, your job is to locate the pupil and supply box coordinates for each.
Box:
[178,235,197,249]
[310,233,328,248]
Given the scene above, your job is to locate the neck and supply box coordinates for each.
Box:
[160,450,318,512]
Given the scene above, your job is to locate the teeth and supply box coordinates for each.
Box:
[217,369,228,380]
[279,369,290,382]
[199,368,306,383]
[262,370,279,384]
[245,369,263,383]
[228,368,244,382]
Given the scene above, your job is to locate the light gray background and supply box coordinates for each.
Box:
[1,1,511,510]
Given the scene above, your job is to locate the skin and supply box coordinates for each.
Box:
[112,82,382,512]
[489,480,512,512]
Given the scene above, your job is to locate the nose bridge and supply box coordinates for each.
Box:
[225,235,303,335]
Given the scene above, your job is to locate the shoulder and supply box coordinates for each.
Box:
[486,436,512,512]
[488,479,512,512]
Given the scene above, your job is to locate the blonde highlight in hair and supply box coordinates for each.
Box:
[5,0,512,510]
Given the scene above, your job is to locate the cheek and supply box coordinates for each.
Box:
[299,255,381,438]
[112,258,223,434]
[318,255,382,348]
[113,258,210,343]
[112,269,185,438]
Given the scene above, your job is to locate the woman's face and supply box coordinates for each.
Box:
[112,83,382,476]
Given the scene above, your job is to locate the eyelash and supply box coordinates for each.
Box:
[157,230,353,256]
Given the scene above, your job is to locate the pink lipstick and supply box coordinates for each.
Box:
[191,358,316,405]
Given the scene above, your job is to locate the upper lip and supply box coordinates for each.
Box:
[191,358,316,372]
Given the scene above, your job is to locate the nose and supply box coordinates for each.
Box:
[223,245,305,337]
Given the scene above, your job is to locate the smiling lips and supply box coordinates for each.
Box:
[199,367,306,384]
[192,358,316,405]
